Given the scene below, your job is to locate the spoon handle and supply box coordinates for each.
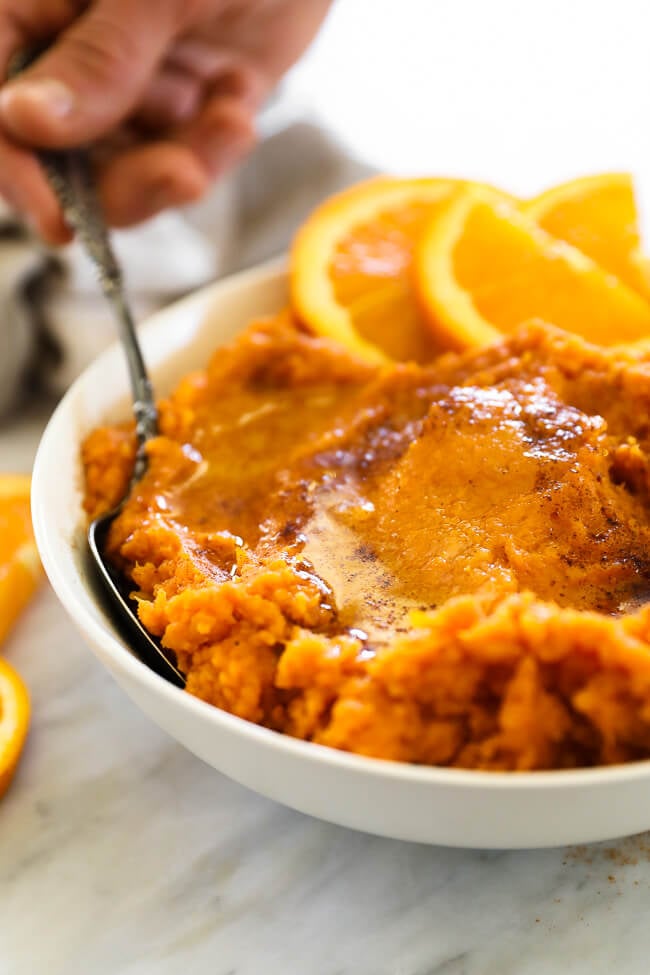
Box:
[42,147,158,475]
[8,50,158,476]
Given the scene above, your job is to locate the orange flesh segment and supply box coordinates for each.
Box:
[0,475,41,800]
[0,657,30,798]
[0,474,42,644]
[290,177,465,362]
[0,475,42,646]
[524,173,650,298]
[417,189,650,349]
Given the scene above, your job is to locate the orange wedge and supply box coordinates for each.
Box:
[416,188,650,350]
[0,474,42,647]
[290,176,472,362]
[524,173,650,298]
[0,657,29,797]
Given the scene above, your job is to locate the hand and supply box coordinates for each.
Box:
[0,0,331,242]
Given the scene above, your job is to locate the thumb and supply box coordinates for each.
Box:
[0,0,185,147]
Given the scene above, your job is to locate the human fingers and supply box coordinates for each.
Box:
[97,141,209,226]
[135,68,202,130]
[0,0,187,147]
[99,92,255,225]
[172,91,256,178]
[0,131,70,241]
[0,0,85,238]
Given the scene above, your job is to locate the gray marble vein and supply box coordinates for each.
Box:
[3,404,650,975]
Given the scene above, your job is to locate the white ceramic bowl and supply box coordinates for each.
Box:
[32,261,650,849]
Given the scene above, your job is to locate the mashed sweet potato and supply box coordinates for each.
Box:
[83,316,650,770]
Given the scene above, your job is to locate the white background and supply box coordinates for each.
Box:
[286,0,650,229]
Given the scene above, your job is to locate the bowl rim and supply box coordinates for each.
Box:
[31,260,650,794]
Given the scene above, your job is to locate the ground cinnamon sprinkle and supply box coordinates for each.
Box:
[563,833,650,871]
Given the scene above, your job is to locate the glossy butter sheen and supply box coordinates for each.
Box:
[83,315,650,771]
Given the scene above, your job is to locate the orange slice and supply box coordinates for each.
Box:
[0,474,42,647]
[524,173,650,298]
[290,176,471,362]
[416,187,650,350]
[0,656,30,798]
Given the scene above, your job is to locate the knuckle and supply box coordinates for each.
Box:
[64,17,141,86]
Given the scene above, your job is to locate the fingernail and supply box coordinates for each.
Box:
[0,79,75,120]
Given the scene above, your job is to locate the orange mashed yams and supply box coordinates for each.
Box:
[83,316,650,771]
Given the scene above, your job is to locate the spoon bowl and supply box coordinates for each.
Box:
[88,513,185,687]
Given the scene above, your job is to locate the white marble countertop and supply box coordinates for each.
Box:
[3,406,650,975]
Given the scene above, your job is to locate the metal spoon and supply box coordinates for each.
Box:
[9,53,185,688]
